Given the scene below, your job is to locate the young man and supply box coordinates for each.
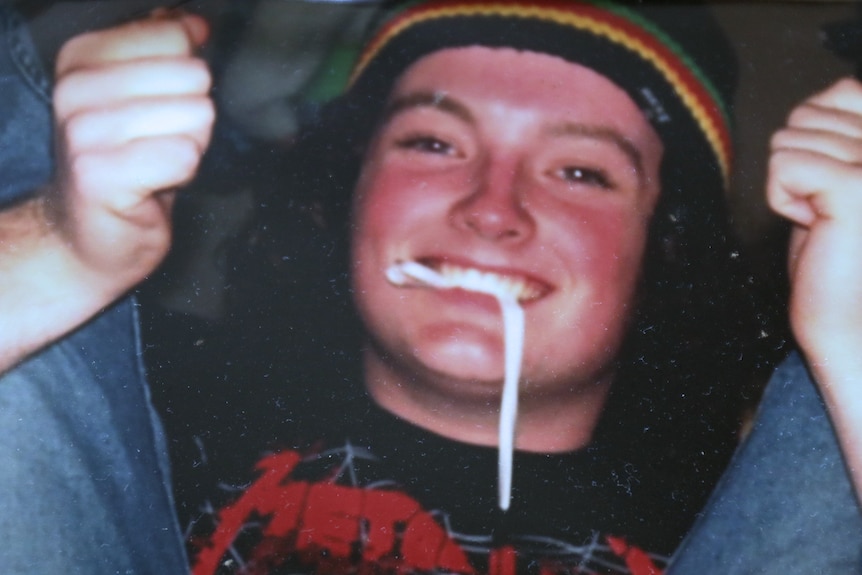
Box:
[2,1,861,574]
[145,3,765,574]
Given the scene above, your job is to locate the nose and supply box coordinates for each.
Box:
[449,154,536,243]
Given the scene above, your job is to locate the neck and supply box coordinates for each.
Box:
[362,345,613,453]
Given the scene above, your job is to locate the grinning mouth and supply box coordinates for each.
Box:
[415,257,552,303]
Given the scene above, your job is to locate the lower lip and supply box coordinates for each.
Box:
[423,286,510,312]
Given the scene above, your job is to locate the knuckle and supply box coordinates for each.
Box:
[182,99,216,145]
[809,77,862,109]
[66,151,102,194]
[55,32,95,74]
[175,143,205,184]
[187,58,213,90]
[174,137,203,168]
[765,186,782,211]
[63,110,100,151]
[57,18,196,77]
[51,75,78,118]
[62,112,89,149]
[146,137,201,186]
[129,18,194,53]
[786,104,813,127]
[766,151,791,184]
[834,76,862,93]
[199,97,216,125]
[769,128,790,151]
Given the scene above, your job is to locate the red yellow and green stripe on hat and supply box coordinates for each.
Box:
[348,0,733,190]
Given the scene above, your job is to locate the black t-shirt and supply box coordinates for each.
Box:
[144,308,713,575]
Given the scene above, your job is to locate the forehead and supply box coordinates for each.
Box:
[386,46,662,158]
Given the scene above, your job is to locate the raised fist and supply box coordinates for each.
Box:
[49,10,214,285]
[768,77,862,368]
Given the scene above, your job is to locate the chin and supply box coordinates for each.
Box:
[420,355,504,385]
[415,335,505,381]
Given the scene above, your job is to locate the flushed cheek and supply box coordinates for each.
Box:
[350,174,453,326]
[533,210,648,355]
[353,169,454,249]
[520,235,645,381]
[551,206,649,284]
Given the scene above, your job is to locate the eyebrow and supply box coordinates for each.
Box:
[549,123,645,180]
[382,90,474,125]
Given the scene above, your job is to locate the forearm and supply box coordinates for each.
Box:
[805,353,862,502]
[0,197,120,373]
[786,223,862,502]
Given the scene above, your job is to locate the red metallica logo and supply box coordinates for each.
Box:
[192,450,662,575]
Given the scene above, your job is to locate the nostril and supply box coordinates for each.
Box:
[462,207,528,241]
[449,169,535,241]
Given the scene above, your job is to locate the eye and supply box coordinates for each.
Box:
[556,166,614,190]
[396,135,458,157]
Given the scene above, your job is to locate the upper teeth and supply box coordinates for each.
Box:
[440,264,536,301]
[387,261,544,303]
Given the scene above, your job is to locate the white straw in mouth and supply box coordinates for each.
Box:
[386,261,525,511]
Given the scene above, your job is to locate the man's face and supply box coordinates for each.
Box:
[351,46,663,410]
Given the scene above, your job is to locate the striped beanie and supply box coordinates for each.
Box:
[339,0,736,198]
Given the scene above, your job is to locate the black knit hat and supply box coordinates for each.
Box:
[339,0,737,204]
